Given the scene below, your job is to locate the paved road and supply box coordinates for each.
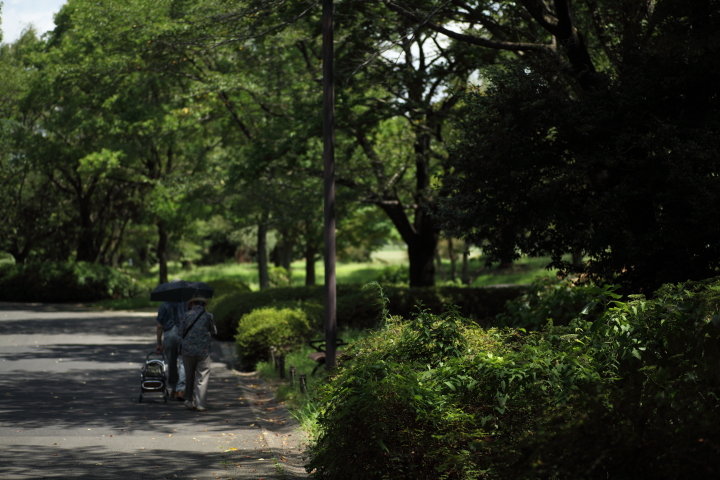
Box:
[0,303,308,480]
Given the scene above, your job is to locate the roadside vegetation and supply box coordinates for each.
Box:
[258,279,720,479]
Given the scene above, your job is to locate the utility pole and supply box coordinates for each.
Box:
[322,0,337,370]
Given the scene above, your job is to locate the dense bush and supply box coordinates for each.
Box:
[373,265,409,285]
[305,279,720,479]
[306,306,602,479]
[495,276,598,330]
[209,278,251,297]
[212,284,527,341]
[0,261,143,302]
[518,279,720,479]
[235,307,314,369]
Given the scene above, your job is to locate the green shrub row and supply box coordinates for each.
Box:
[212,283,528,341]
[304,279,720,479]
[0,261,144,302]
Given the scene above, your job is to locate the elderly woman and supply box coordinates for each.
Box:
[180,295,216,412]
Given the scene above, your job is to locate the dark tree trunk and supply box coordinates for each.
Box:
[408,236,437,286]
[257,220,270,290]
[76,198,99,263]
[448,237,457,281]
[157,221,169,285]
[274,233,295,277]
[408,210,438,287]
[379,200,438,287]
[305,244,317,286]
[461,240,471,285]
[10,241,32,265]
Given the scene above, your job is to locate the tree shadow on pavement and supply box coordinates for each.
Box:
[0,443,282,480]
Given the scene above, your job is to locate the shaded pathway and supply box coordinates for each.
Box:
[0,303,308,479]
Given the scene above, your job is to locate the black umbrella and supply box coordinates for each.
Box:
[150,281,214,303]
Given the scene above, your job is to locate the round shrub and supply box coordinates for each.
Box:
[235,307,314,369]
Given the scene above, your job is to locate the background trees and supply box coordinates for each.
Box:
[2,0,719,295]
[437,0,720,293]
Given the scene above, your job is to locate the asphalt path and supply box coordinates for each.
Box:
[0,303,308,480]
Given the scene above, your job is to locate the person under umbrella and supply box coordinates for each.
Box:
[180,295,216,412]
[154,279,187,400]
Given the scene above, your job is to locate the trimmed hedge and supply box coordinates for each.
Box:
[235,307,314,369]
[0,261,143,303]
[212,283,528,341]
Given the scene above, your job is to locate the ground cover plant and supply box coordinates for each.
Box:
[302,279,720,479]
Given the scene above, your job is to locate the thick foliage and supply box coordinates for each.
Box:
[437,1,720,293]
[306,306,605,479]
[495,277,598,330]
[373,265,409,286]
[0,261,143,302]
[306,278,720,479]
[235,307,314,369]
[518,278,720,479]
[212,284,527,341]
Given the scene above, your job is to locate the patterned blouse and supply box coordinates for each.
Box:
[180,305,216,357]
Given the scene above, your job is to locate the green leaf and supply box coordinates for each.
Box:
[375,438,390,454]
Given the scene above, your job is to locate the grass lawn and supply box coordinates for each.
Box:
[92,246,563,310]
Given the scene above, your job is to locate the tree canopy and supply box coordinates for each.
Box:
[1,0,719,293]
[437,0,720,293]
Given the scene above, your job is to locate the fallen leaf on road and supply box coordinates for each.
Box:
[96,463,103,466]
[225,447,238,452]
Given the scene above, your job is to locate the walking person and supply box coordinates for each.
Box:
[181,295,216,412]
[155,279,187,400]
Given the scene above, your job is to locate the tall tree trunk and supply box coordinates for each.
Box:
[257,220,270,290]
[305,244,317,286]
[461,240,471,285]
[409,130,438,287]
[157,221,169,285]
[408,215,438,287]
[448,237,457,282]
[275,233,295,277]
[76,199,99,263]
[380,201,438,287]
